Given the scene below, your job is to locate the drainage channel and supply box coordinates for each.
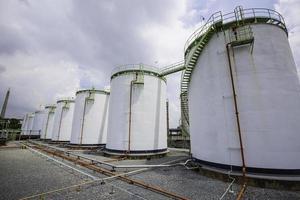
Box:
[22,141,190,200]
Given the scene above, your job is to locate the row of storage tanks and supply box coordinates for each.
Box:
[21,7,300,176]
[21,65,167,155]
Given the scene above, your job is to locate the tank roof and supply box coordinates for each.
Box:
[57,97,75,103]
[45,104,56,109]
[76,89,110,95]
[111,64,166,81]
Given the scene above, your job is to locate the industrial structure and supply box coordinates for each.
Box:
[0,88,10,119]
[3,6,300,200]
[180,7,300,176]
[21,112,35,136]
[40,105,56,140]
[51,98,75,142]
[105,64,168,156]
[20,113,29,135]
[31,110,46,136]
[70,89,110,146]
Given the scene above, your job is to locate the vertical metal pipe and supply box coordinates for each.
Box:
[44,111,51,140]
[166,100,170,136]
[226,44,247,180]
[128,73,138,154]
[57,104,65,141]
[80,94,89,145]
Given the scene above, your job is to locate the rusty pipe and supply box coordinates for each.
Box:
[226,43,247,197]
[57,103,66,141]
[128,73,138,154]
[43,111,51,140]
[79,92,91,145]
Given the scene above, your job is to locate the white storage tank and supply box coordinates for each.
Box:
[70,89,110,146]
[183,7,300,175]
[106,64,168,156]
[40,105,56,140]
[21,114,29,135]
[25,113,35,135]
[51,98,75,142]
[31,109,46,136]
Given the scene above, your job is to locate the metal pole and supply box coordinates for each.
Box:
[166,100,170,136]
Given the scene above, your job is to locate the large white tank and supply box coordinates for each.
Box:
[31,110,46,136]
[106,64,168,155]
[184,7,300,175]
[40,105,56,140]
[70,89,110,146]
[51,98,75,142]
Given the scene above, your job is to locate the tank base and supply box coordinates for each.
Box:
[67,143,105,150]
[191,158,300,190]
[193,158,300,176]
[40,139,51,142]
[48,140,69,144]
[104,148,168,158]
[19,135,40,140]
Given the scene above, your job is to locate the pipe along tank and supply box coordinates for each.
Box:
[31,109,46,136]
[40,104,56,140]
[105,64,168,156]
[51,98,75,142]
[70,89,110,146]
[183,7,300,175]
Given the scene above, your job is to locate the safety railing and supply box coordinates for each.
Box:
[184,11,222,52]
[111,64,160,77]
[184,8,287,52]
[57,97,75,102]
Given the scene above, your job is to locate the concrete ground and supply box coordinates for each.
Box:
[0,141,299,200]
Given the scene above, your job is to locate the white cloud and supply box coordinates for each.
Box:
[0,52,80,118]
[274,0,300,71]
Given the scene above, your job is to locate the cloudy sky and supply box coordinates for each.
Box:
[0,0,299,127]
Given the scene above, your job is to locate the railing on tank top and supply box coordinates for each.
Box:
[184,8,287,53]
[111,64,160,77]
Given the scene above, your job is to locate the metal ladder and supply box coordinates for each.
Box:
[180,25,217,135]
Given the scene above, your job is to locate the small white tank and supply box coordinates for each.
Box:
[106,64,168,155]
[25,113,35,135]
[40,105,56,140]
[21,114,29,135]
[51,98,75,142]
[31,110,46,136]
[70,89,110,146]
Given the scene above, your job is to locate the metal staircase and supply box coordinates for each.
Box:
[180,24,217,135]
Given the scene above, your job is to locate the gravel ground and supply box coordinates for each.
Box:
[130,166,300,200]
[1,143,300,200]
[0,148,165,200]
